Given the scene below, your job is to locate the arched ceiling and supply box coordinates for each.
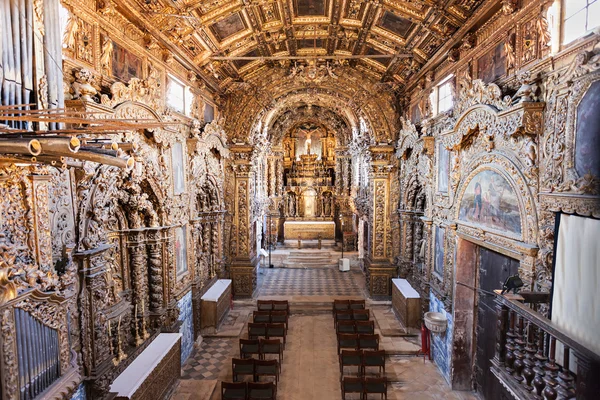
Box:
[127,0,486,89]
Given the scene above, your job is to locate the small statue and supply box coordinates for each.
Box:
[72,69,97,102]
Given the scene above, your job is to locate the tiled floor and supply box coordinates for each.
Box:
[170,259,478,400]
[257,267,366,297]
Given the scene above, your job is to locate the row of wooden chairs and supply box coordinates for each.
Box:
[257,300,289,313]
[232,358,280,383]
[338,333,380,354]
[339,350,386,377]
[222,381,276,400]
[248,323,286,346]
[239,339,284,368]
[342,377,387,400]
[252,311,289,332]
[337,320,375,335]
[333,299,366,311]
[335,309,371,326]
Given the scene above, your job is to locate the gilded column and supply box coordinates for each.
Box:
[229,145,258,297]
[366,145,397,297]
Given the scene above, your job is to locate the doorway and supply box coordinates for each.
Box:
[475,247,519,399]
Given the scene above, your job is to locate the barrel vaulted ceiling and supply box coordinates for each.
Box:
[125,0,486,90]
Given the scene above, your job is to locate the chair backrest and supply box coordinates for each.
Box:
[239,338,259,351]
[221,381,247,398]
[254,358,278,370]
[355,320,375,334]
[272,300,289,312]
[259,338,282,352]
[349,299,366,309]
[352,309,370,320]
[340,350,363,365]
[253,311,271,323]
[266,323,285,335]
[335,310,353,321]
[248,322,267,338]
[257,300,273,311]
[334,299,350,311]
[232,357,255,373]
[364,377,387,393]
[342,377,364,393]
[358,334,379,350]
[336,320,357,334]
[248,382,275,400]
[363,350,386,365]
[338,333,359,349]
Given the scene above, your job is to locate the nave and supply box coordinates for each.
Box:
[170,263,476,400]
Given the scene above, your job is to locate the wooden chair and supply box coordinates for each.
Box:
[363,350,386,377]
[248,382,276,400]
[358,334,379,351]
[254,359,279,383]
[355,320,375,335]
[364,377,387,399]
[342,377,364,400]
[334,299,350,311]
[248,323,267,339]
[257,300,273,311]
[240,338,260,359]
[232,358,255,382]
[335,310,353,327]
[221,381,247,400]
[270,310,288,332]
[337,333,359,354]
[272,300,289,313]
[340,350,363,377]
[266,323,286,348]
[337,320,356,334]
[260,339,283,368]
[352,309,370,321]
[349,299,366,310]
[253,311,271,324]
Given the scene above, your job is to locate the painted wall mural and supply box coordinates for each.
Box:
[477,41,506,83]
[458,169,521,235]
[575,80,600,178]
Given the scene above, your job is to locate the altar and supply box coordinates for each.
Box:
[284,221,335,240]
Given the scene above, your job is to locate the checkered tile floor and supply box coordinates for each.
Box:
[181,337,235,380]
[258,267,365,296]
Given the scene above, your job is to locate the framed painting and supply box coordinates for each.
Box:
[172,142,185,194]
[477,41,506,83]
[458,169,521,235]
[175,226,188,275]
[575,80,600,178]
[111,41,142,82]
[434,226,445,277]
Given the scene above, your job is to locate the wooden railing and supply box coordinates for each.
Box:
[493,292,600,400]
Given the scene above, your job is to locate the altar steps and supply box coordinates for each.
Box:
[281,250,336,268]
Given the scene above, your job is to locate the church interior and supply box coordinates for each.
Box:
[0,0,599,399]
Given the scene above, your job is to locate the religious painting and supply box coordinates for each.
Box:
[111,41,142,82]
[575,80,600,178]
[434,226,445,277]
[295,0,326,16]
[437,143,449,193]
[172,141,185,194]
[233,49,259,69]
[366,47,390,67]
[477,41,506,83]
[458,170,521,235]
[175,226,188,275]
[379,11,413,38]
[297,38,324,49]
[210,13,246,42]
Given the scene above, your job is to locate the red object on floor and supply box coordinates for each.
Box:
[420,323,431,362]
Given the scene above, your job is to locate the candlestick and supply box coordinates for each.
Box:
[118,315,122,331]
[108,320,112,338]
[134,303,138,320]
